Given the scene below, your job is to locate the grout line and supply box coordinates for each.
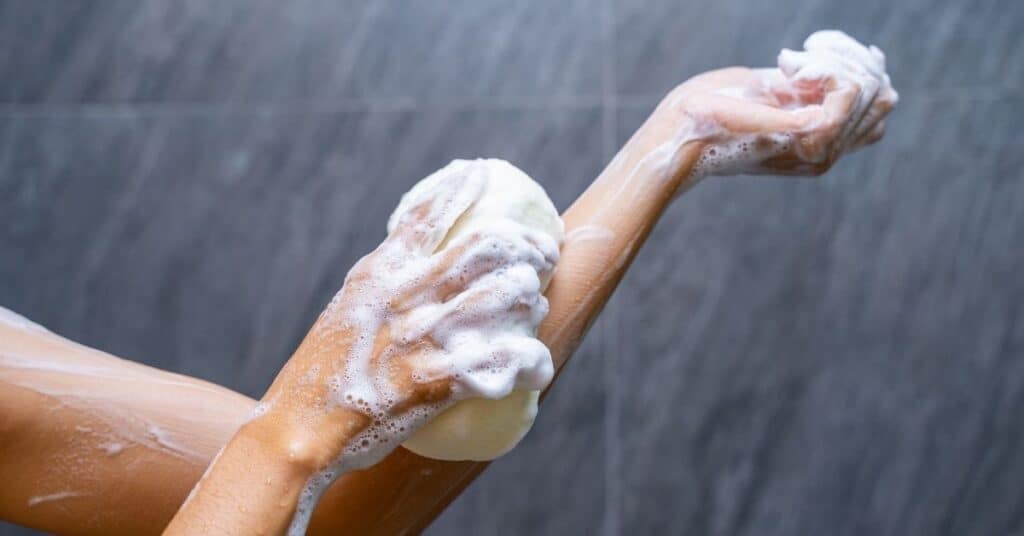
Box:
[0,86,1018,119]
[329,1,383,95]
[600,0,622,535]
[0,96,608,118]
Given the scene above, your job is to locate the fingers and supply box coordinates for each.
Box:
[845,85,881,144]
[414,333,553,400]
[396,259,547,343]
[446,264,547,327]
[444,224,553,281]
[458,335,554,396]
[848,120,886,152]
[851,86,897,145]
[406,220,557,304]
[387,169,485,255]
[770,32,897,167]
[398,234,511,307]
[394,249,553,401]
[825,79,873,157]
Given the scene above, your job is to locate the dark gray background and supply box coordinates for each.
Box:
[1,1,1022,535]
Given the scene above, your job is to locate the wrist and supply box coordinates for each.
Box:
[243,400,370,474]
[625,99,708,188]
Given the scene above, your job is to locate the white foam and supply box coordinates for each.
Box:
[564,224,615,245]
[147,425,205,461]
[99,441,124,456]
[27,491,85,507]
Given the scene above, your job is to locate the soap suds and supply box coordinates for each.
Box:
[99,441,124,456]
[565,225,615,245]
[27,491,86,507]
[148,425,204,461]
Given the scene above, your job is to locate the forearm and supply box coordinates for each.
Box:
[0,309,377,536]
[165,317,376,536]
[544,97,708,368]
[0,310,252,535]
[163,413,349,536]
[0,383,200,534]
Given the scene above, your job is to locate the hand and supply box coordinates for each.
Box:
[665,30,898,177]
[263,169,558,468]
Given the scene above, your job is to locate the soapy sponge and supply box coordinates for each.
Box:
[387,159,563,461]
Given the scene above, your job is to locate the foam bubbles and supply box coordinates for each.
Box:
[690,133,794,178]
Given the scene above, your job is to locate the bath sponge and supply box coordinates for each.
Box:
[387,158,563,461]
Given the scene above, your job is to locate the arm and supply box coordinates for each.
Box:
[308,32,898,534]
[0,308,252,535]
[0,30,895,535]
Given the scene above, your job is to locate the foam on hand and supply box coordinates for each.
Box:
[690,30,898,179]
[388,158,564,461]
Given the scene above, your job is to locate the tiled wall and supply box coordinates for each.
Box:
[2,1,1022,534]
